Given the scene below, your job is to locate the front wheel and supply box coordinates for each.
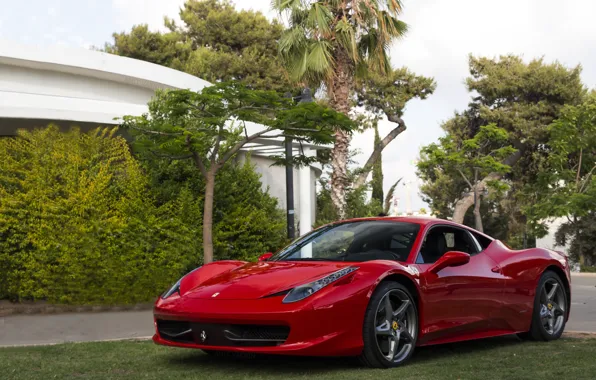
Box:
[521,271,568,341]
[359,281,418,368]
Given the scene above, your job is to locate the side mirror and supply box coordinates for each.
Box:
[258,252,273,262]
[429,251,470,274]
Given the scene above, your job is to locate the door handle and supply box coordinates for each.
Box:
[491,266,501,273]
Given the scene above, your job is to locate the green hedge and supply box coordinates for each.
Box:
[0,126,287,305]
[0,127,195,304]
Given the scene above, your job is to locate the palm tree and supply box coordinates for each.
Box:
[273,0,408,218]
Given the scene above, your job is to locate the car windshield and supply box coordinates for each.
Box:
[270,221,421,262]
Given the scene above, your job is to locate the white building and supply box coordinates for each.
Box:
[0,40,320,235]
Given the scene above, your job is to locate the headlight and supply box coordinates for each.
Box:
[161,278,181,299]
[161,267,202,299]
[282,266,358,303]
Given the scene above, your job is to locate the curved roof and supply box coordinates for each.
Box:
[0,39,210,92]
[0,40,328,158]
[0,39,210,127]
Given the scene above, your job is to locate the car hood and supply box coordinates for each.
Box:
[182,261,353,300]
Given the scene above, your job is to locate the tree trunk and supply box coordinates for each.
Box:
[202,170,216,264]
[328,48,354,219]
[473,186,483,232]
[575,216,585,266]
[452,148,524,224]
[353,115,407,190]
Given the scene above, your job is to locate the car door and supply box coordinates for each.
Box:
[415,225,506,345]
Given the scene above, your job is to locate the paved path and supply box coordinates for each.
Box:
[0,310,153,347]
[1,274,594,347]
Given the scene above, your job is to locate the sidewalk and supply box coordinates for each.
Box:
[0,310,153,347]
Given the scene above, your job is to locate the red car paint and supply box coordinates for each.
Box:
[153,217,571,356]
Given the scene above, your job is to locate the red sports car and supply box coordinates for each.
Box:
[153,217,571,368]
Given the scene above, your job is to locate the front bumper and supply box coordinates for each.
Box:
[153,288,368,356]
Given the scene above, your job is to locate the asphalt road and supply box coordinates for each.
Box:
[1,274,594,347]
[567,274,596,333]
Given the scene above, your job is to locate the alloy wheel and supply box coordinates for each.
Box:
[374,289,417,363]
[539,278,566,336]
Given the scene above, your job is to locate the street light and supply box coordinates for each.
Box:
[284,88,313,240]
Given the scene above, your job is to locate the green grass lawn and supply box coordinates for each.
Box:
[1,336,595,380]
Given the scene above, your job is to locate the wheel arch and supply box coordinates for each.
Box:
[373,273,422,325]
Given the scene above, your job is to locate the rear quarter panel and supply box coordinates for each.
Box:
[484,241,571,331]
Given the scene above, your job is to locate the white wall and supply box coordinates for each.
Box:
[238,153,319,231]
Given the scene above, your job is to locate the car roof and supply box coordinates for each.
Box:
[336,216,494,241]
[339,216,446,226]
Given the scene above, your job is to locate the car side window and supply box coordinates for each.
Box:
[470,231,493,250]
[416,226,479,264]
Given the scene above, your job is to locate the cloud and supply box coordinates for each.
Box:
[111,0,186,31]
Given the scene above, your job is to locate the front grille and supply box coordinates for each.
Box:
[156,319,290,347]
[156,320,194,343]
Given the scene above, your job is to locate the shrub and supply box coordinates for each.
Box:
[0,126,195,304]
[0,126,287,304]
[140,155,287,264]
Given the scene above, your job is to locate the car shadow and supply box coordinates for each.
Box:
[412,335,522,363]
[164,335,525,373]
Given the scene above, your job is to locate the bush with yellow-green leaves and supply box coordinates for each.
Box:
[0,126,196,304]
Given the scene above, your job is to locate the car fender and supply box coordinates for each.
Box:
[179,260,247,296]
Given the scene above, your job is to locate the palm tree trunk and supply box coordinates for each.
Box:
[328,49,353,219]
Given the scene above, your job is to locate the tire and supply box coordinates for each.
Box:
[520,270,568,341]
[359,281,418,368]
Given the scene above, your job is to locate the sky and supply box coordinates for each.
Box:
[1,0,595,213]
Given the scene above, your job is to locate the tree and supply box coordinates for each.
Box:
[371,125,384,204]
[526,95,596,264]
[353,68,436,189]
[122,82,353,263]
[447,56,585,224]
[104,0,290,92]
[103,24,191,70]
[273,0,408,218]
[418,56,585,241]
[140,153,289,263]
[418,124,516,232]
[383,177,402,215]
[555,212,596,267]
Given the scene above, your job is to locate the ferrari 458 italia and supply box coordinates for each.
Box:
[153,217,571,368]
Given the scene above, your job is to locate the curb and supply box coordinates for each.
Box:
[571,273,596,277]
[0,336,153,348]
[564,331,596,335]
[0,303,154,317]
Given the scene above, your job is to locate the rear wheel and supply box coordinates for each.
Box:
[359,281,418,368]
[519,271,567,341]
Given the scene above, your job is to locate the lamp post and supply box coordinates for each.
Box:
[284,88,313,240]
[283,92,295,240]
